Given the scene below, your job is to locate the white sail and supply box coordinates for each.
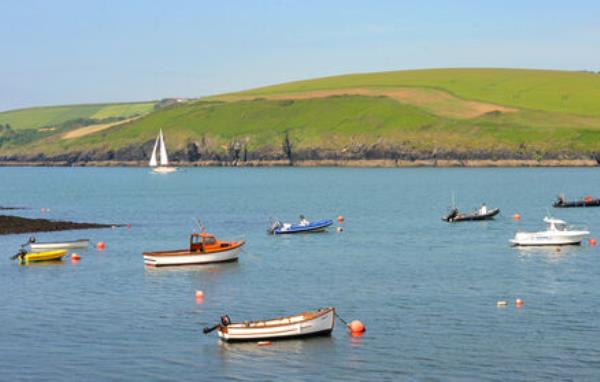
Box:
[159,129,169,166]
[149,134,160,167]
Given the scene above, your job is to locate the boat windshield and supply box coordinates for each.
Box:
[548,222,567,231]
[204,237,216,245]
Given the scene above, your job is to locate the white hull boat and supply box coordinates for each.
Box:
[143,232,245,267]
[149,129,177,173]
[143,247,240,266]
[205,307,336,342]
[29,239,90,252]
[510,217,589,246]
[152,166,177,174]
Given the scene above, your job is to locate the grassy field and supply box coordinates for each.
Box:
[0,102,155,130]
[225,68,600,117]
[3,68,600,160]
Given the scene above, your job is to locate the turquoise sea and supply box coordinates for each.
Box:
[1,167,599,380]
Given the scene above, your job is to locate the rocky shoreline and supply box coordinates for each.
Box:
[0,158,598,168]
[0,214,117,235]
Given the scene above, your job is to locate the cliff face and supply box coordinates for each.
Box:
[1,138,598,167]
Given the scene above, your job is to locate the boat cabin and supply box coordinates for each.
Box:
[189,233,234,253]
[544,218,567,231]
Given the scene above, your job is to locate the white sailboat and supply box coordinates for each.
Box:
[149,129,177,173]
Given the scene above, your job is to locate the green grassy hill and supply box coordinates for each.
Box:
[0,102,156,130]
[2,68,600,162]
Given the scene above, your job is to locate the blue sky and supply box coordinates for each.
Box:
[1,0,599,111]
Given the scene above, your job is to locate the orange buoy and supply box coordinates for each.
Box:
[71,253,81,261]
[348,320,366,334]
[337,215,344,223]
[96,241,106,250]
[195,290,204,299]
[589,238,597,246]
[515,298,524,307]
[585,195,593,202]
[513,213,521,221]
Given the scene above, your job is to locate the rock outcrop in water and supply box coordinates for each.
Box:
[0,215,116,235]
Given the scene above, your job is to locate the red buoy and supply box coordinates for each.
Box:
[513,213,521,221]
[71,253,81,261]
[589,238,597,246]
[585,195,593,203]
[348,320,366,334]
[96,241,106,250]
[337,215,344,223]
[195,290,204,299]
[515,298,524,308]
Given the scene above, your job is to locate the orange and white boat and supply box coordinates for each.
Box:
[203,307,336,341]
[143,232,245,267]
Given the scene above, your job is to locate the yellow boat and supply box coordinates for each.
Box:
[15,249,68,264]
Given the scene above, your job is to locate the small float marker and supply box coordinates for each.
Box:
[337,215,345,223]
[512,213,521,221]
[348,320,366,335]
[589,238,597,246]
[496,300,508,307]
[71,253,81,261]
[195,290,204,299]
[336,227,344,233]
[515,298,524,308]
[96,241,106,250]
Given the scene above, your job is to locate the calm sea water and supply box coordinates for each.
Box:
[1,167,600,381]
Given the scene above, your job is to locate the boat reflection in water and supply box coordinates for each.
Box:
[515,245,584,263]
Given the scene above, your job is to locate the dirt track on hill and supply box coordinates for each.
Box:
[219,87,518,119]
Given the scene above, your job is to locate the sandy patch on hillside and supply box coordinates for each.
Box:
[62,117,139,140]
[221,88,517,119]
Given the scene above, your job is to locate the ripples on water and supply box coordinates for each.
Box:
[1,167,600,380]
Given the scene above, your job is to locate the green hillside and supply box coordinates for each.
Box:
[226,68,600,117]
[3,68,600,162]
[0,102,155,130]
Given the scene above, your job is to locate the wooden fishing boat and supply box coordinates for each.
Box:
[12,249,68,264]
[28,238,90,252]
[143,232,245,267]
[204,307,336,341]
[553,195,600,208]
[442,207,500,222]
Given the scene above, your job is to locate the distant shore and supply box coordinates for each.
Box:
[0,159,597,168]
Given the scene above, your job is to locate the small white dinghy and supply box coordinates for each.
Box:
[204,307,336,341]
[28,238,90,252]
[149,129,177,173]
[510,217,589,246]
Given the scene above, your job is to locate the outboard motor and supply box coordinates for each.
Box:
[445,208,459,222]
[220,315,231,326]
[267,220,282,234]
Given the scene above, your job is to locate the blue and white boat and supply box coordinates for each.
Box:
[268,216,333,235]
